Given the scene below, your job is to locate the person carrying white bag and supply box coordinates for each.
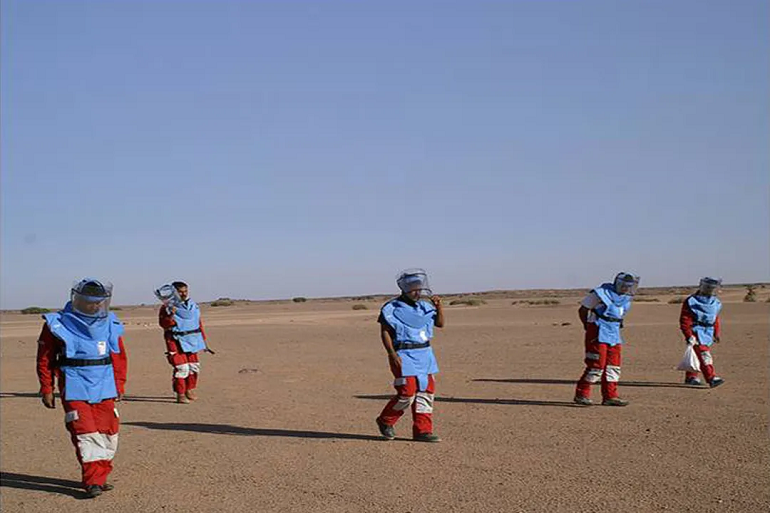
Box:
[678,277,725,388]
[676,342,701,374]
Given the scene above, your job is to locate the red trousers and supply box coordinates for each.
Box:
[378,375,436,436]
[63,399,119,487]
[576,325,622,400]
[166,339,200,394]
[685,344,716,382]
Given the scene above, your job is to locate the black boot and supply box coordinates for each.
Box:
[376,418,396,440]
[413,433,441,443]
[84,485,103,499]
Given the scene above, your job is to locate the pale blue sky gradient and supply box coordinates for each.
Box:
[2,0,768,308]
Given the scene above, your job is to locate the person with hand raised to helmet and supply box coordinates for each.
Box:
[375,269,445,442]
[156,281,210,403]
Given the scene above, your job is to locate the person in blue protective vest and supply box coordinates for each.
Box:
[158,281,210,403]
[375,269,445,442]
[36,278,128,499]
[679,277,725,388]
[574,272,640,406]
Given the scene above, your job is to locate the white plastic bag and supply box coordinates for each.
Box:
[676,344,701,373]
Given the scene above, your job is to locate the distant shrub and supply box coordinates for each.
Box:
[450,298,486,306]
[211,298,234,307]
[21,306,50,315]
[352,304,368,310]
[292,297,307,303]
[634,297,660,303]
[512,299,560,306]
[744,286,757,302]
[668,296,685,304]
[111,307,123,311]
[352,296,374,301]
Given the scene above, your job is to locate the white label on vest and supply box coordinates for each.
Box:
[97,341,107,356]
[419,330,428,342]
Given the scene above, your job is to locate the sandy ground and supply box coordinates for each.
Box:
[1,291,768,512]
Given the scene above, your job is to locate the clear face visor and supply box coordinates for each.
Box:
[614,273,640,296]
[698,278,721,296]
[397,269,432,298]
[70,279,113,318]
[154,284,183,308]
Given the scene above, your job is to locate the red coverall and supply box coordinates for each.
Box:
[680,300,722,382]
[36,324,128,488]
[158,306,207,394]
[574,291,623,402]
[574,323,623,401]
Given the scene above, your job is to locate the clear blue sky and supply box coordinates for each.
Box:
[1,0,768,308]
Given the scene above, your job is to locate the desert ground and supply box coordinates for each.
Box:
[1,287,768,512]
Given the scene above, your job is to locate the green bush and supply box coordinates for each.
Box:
[744,286,757,302]
[21,306,51,315]
[634,297,660,303]
[352,304,368,310]
[668,296,685,304]
[292,297,307,303]
[210,298,234,307]
[111,306,123,311]
[529,299,560,306]
[450,298,486,306]
[512,299,560,306]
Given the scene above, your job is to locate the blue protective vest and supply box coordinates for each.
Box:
[43,304,123,404]
[171,300,207,353]
[380,298,439,391]
[687,295,722,346]
[592,283,633,346]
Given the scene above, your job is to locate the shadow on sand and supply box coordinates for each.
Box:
[0,472,85,499]
[122,395,178,404]
[354,394,579,408]
[0,392,43,399]
[123,421,383,441]
[472,378,697,389]
[0,392,178,403]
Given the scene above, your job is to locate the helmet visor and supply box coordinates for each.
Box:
[71,279,113,318]
[698,277,722,296]
[614,273,640,296]
[154,284,182,308]
[397,268,432,297]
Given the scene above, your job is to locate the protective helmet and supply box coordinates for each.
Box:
[155,283,183,307]
[71,278,112,318]
[396,268,432,297]
[613,272,640,296]
[698,277,722,296]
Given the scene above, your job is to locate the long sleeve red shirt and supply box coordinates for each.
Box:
[36,323,128,396]
[679,297,721,340]
[158,305,207,352]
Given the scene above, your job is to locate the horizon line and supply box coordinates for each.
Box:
[4,282,767,312]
